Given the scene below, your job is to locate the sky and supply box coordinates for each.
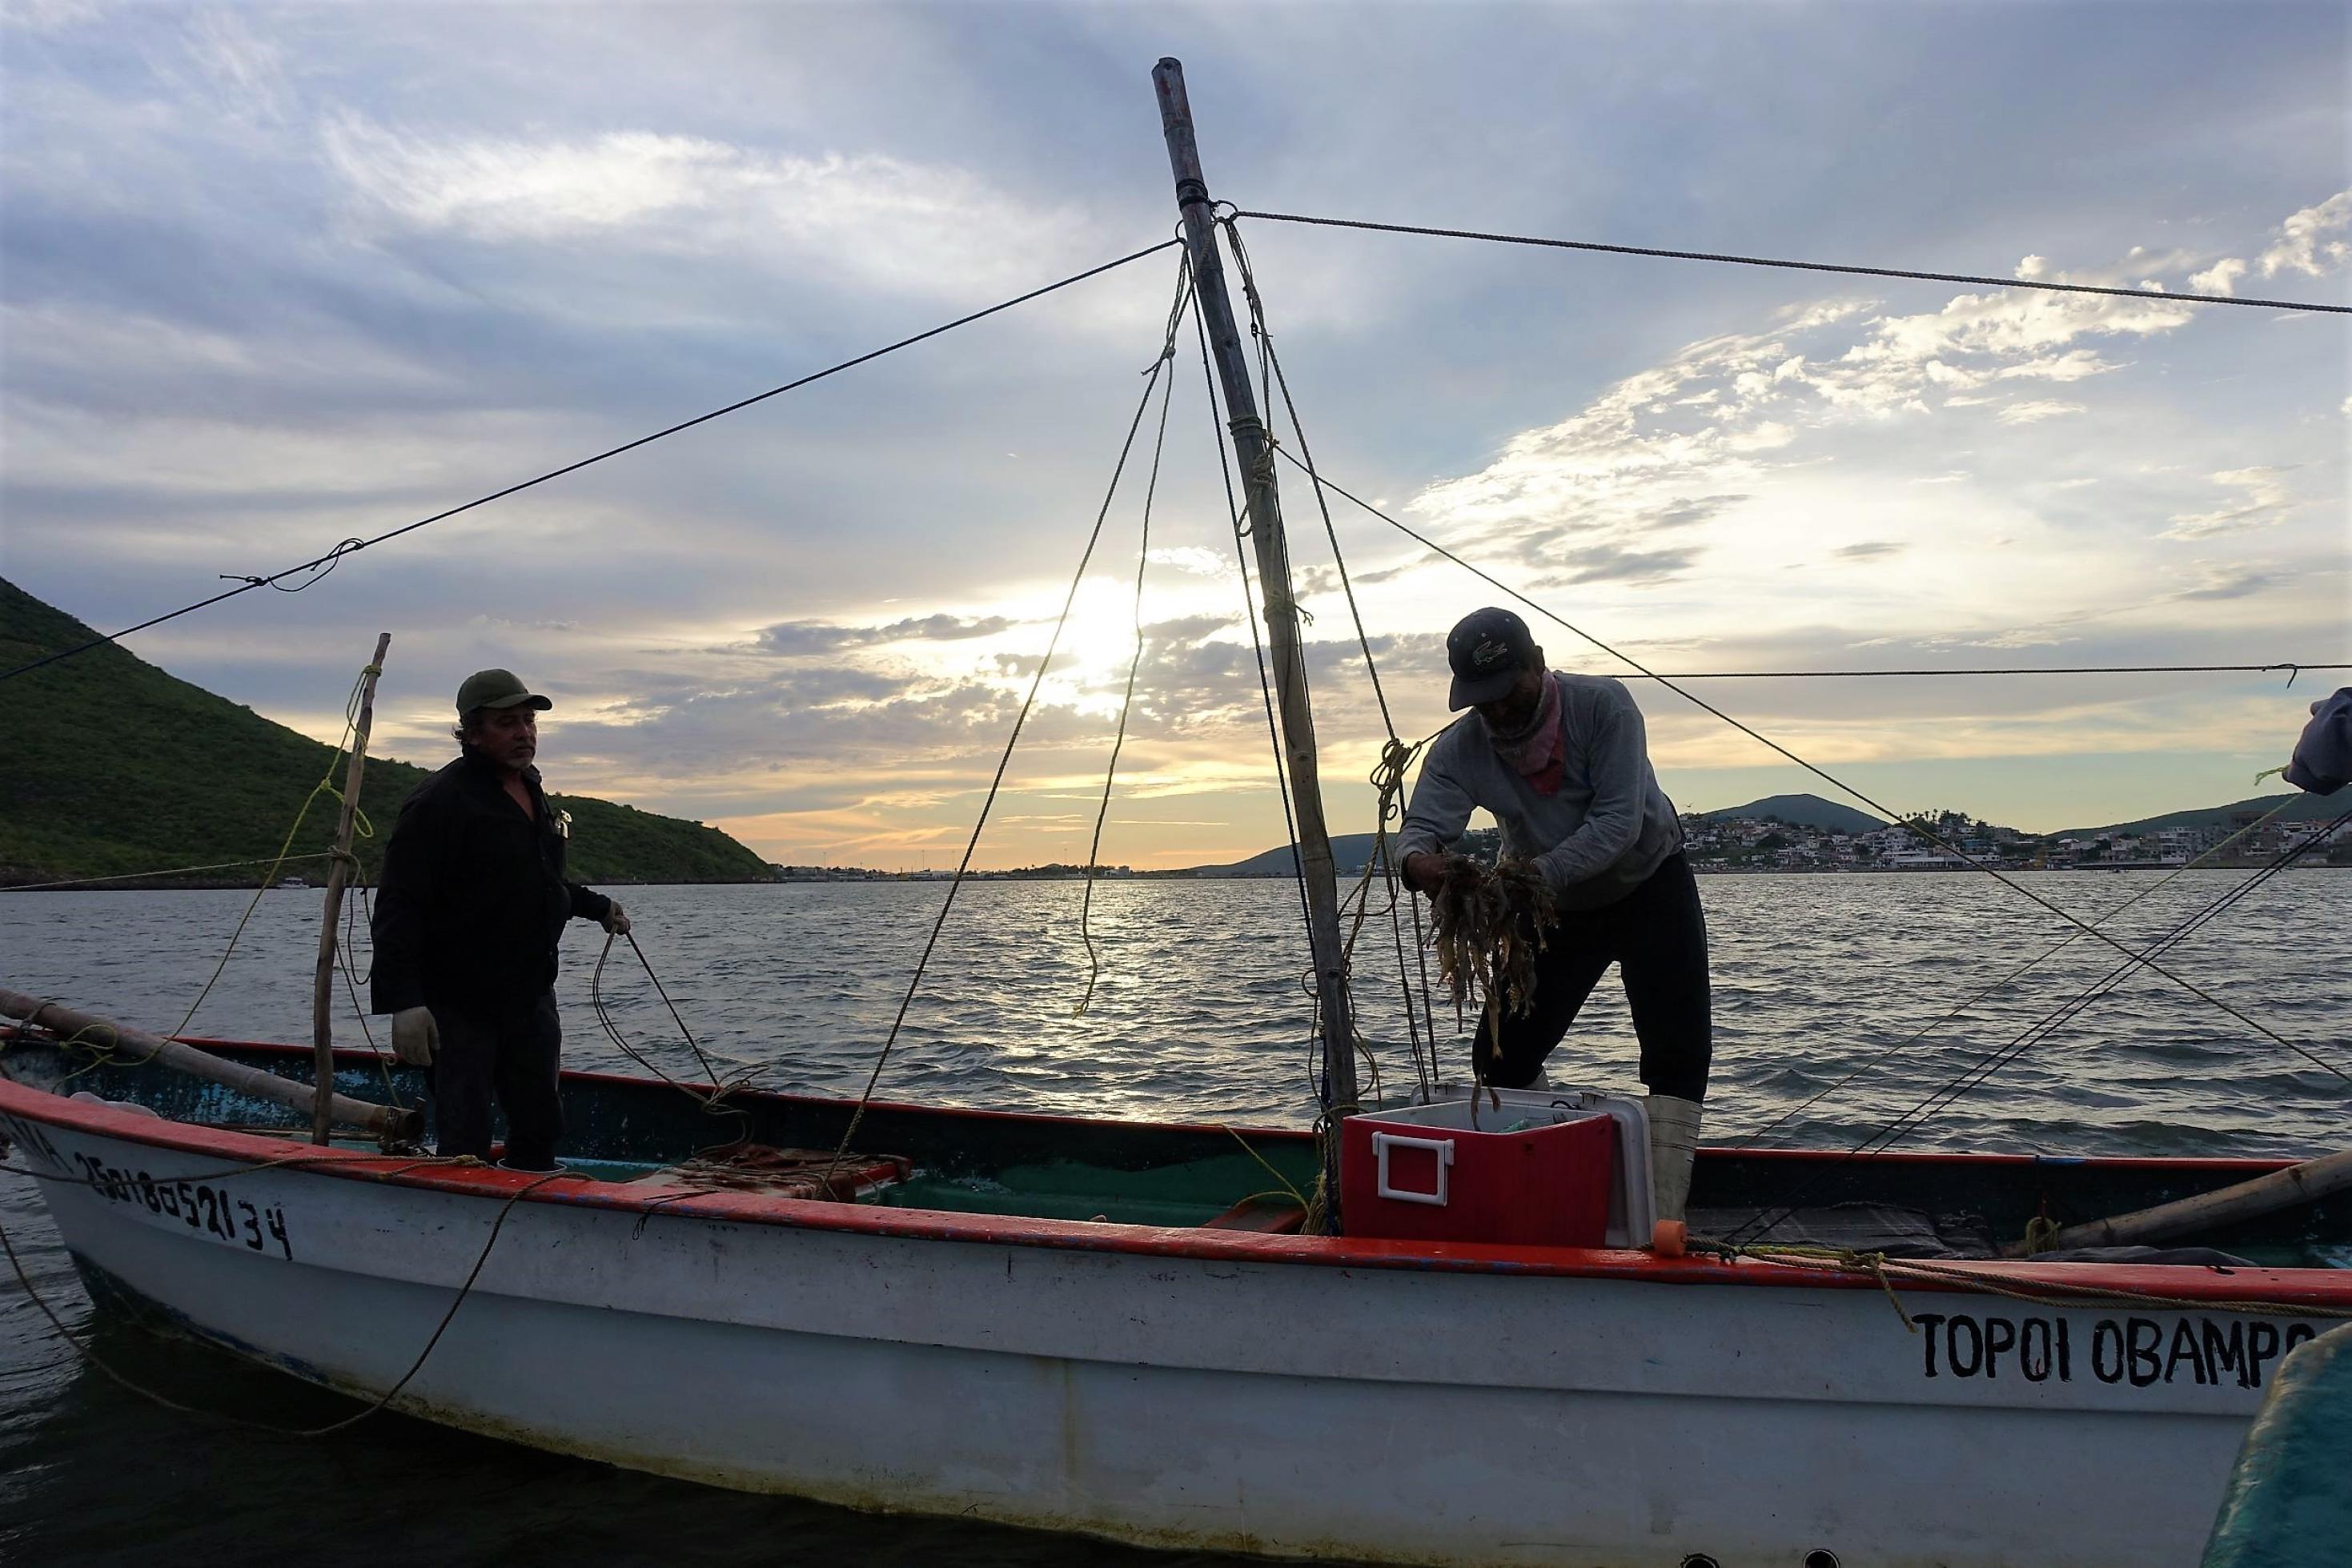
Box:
[2,1,2346,870]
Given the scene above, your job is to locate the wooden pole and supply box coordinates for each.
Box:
[0,988,417,1141]
[2002,1149,2352,1257]
[312,634,391,1145]
[1153,61,1362,1156]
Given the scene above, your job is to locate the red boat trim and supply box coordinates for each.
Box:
[6,1047,2349,1308]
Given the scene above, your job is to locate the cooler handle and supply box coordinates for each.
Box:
[1371,1132,1455,1206]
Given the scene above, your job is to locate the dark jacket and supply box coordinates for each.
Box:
[370,749,613,1016]
[2285,687,2351,796]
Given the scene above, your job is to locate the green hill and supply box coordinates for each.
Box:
[1202,832,1382,877]
[2059,792,2349,840]
[1699,793,1888,833]
[0,578,775,888]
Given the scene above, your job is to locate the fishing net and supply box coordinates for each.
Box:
[1427,856,1556,1072]
[631,1145,912,1201]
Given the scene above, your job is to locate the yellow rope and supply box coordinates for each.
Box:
[1217,1122,1311,1213]
[173,662,381,1040]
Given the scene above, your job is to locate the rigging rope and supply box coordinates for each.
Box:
[1728,804,2352,1246]
[1876,805,2352,1139]
[1611,662,2350,682]
[1732,793,2309,1149]
[588,932,765,1157]
[1222,218,1443,1107]
[1186,285,1319,1094]
[1076,268,1190,1016]
[1233,209,2352,316]
[1262,447,2336,1082]
[0,239,1186,688]
[823,259,1197,1183]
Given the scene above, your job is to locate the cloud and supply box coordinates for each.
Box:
[320,116,1094,298]
[1,0,110,33]
[2258,190,2352,278]
[1145,546,1232,579]
[2189,258,2246,297]
[1647,494,1751,529]
[6,6,2346,869]
[1995,399,2085,425]
[1402,235,2217,604]
[2166,190,2351,307]
[1547,543,1704,585]
[2167,562,2284,602]
[754,613,1016,656]
[180,9,293,124]
[2161,467,2297,540]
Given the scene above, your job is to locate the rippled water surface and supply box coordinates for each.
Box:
[2,872,2345,1562]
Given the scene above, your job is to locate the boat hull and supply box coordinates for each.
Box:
[8,1097,2342,1568]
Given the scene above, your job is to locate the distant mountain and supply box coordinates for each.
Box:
[1698,794,1888,833]
[1200,832,1386,878]
[1177,782,2350,880]
[2058,791,2349,840]
[0,578,776,888]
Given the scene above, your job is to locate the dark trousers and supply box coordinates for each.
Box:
[1475,852,1713,1102]
[427,992,565,1170]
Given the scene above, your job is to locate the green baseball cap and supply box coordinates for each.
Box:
[455,668,553,716]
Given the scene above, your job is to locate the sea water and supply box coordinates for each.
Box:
[2,872,2344,1562]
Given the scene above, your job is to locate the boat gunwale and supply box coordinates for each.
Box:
[6,1037,2350,1308]
[177,1037,2338,1174]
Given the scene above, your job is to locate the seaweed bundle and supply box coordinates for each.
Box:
[1427,856,1555,1069]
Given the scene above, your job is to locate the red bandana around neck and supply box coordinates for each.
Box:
[1487,674,1565,796]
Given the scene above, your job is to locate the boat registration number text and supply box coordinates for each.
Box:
[1,1112,295,1260]
[1912,1310,2317,1390]
[70,1152,293,1260]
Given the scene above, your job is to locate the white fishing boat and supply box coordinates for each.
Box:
[3,56,2347,1568]
[2,1037,2348,1568]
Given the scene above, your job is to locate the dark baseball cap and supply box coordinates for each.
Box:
[1446,608,1537,710]
[455,668,552,716]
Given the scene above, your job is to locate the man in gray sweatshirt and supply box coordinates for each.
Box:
[1398,607,1711,1225]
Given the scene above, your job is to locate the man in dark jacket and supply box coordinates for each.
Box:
[371,669,628,1170]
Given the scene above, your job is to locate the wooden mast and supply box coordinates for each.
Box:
[311,632,391,1145]
[1152,61,1362,1150]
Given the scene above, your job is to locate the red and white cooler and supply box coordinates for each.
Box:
[1339,1089,1652,1248]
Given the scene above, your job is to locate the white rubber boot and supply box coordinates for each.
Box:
[1646,1093,1704,1227]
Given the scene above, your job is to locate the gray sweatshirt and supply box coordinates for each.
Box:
[1396,672,1684,909]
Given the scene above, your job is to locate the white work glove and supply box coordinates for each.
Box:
[390,1007,439,1067]
[601,900,631,936]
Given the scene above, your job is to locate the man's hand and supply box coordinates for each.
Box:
[1401,851,1446,894]
[601,900,632,936]
[390,1007,439,1068]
